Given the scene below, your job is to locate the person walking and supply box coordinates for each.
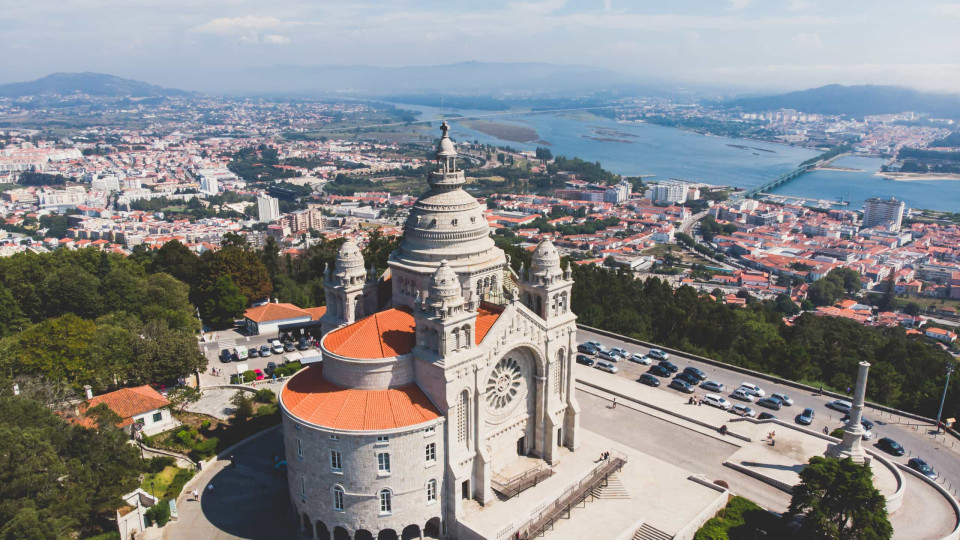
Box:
[192,488,199,501]
[612,397,617,409]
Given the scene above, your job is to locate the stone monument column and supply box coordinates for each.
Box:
[826,361,870,464]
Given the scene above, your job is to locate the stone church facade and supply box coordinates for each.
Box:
[280,123,580,540]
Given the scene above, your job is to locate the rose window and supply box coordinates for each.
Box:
[485,357,524,410]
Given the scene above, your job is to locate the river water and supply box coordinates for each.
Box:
[392,102,960,213]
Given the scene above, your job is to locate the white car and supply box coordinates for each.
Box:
[771,392,793,406]
[629,353,652,365]
[703,394,732,411]
[738,382,765,398]
[733,404,756,418]
[610,347,629,358]
[731,388,755,402]
[826,399,853,413]
[586,341,607,353]
[701,380,725,392]
[270,339,284,354]
[648,348,670,361]
[595,361,618,374]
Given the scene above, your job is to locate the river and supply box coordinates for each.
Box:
[390,102,960,212]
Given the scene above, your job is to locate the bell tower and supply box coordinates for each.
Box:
[321,239,378,334]
[517,239,573,325]
[414,260,478,358]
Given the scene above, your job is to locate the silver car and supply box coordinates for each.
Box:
[595,361,618,374]
[629,353,651,365]
[731,388,755,402]
[701,380,725,392]
[733,404,756,418]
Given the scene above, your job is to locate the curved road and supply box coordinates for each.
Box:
[578,328,960,501]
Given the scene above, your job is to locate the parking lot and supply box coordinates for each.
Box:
[200,330,321,384]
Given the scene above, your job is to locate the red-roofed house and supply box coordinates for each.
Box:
[243,301,326,336]
[79,385,176,435]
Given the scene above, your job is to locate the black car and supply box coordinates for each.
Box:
[259,345,272,357]
[756,397,783,410]
[283,341,296,352]
[675,372,701,386]
[908,458,937,479]
[668,379,695,393]
[576,354,595,366]
[682,366,707,381]
[877,437,905,456]
[649,365,672,377]
[297,337,310,350]
[577,344,598,355]
[757,412,777,420]
[219,349,232,363]
[638,373,661,387]
[265,361,279,376]
[230,350,240,362]
[248,347,259,358]
[842,414,875,432]
[658,360,679,373]
[796,408,815,425]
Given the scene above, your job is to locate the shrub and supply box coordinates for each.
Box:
[192,437,219,459]
[229,374,241,384]
[176,429,194,447]
[84,533,121,540]
[830,428,844,439]
[200,419,212,430]
[146,456,175,474]
[144,501,171,527]
[163,468,196,500]
[286,361,302,373]
[254,388,275,403]
[272,366,290,377]
[242,370,256,383]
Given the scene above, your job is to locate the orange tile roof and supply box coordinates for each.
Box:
[244,302,312,323]
[325,307,417,359]
[281,365,441,430]
[475,303,504,344]
[81,385,170,427]
[303,306,327,321]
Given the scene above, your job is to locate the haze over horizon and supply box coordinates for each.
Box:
[2,0,959,94]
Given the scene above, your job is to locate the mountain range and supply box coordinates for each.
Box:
[727,84,960,118]
[0,72,192,98]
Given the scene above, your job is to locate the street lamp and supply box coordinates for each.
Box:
[936,362,956,435]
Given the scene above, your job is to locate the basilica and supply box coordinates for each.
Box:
[280,123,581,540]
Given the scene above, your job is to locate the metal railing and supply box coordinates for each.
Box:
[492,463,554,499]
[514,450,627,539]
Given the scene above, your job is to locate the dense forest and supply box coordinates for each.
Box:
[495,238,959,420]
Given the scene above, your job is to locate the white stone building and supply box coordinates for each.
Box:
[280,124,580,540]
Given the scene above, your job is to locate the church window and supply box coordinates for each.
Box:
[425,442,436,463]
[427,479,438,503]
[379,489,392,514]
[485,357,524,410]
[457,390,469,445]
[330,450,342,471]
[377,452,391,473]
[333,486,344,511]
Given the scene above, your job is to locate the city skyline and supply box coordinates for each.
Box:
[2,0,959,94]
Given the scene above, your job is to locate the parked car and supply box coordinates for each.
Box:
[701,380,725,393]
[577,343,598,355]
[756,397,783,410]
[668,379,695,393]
[738,382,765,398]
[731,388,755,402]
[842,414,875,432]
[826,399,853,413]
[771,392,793,406]
[757,412,777,420]
[703,394,732,411]
[610,347,629,358]
[585,341,607,353]
[283,341,296,352]
[877,437,905,456]
[649,365,672,378]
[270,340,284,354]
[247,347,259,359]
[796,408,815,425]
[598,350,621,362]
[259,345,272,357]
[254,369,265,381]
[907,458,937,480]
[576,354,595,366]
[658,360,679,373]
[648,348,670,361]
[733,404,756,418]
[629,353,651,365]
[265,361,278,376]
[236,347,248,361]
[682,366,707,381]
[638,373,661,387]
[230,350,240,362]
[297,337,310,350]
[595,361,618,374]
[675,372,701,386]
[219,349,232,363]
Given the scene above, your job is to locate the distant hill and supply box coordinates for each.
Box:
[0,72,192,98]
[727,84,960,118]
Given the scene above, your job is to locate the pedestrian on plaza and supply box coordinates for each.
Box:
[612,397,617,409]
[818,385,823,396]
[698,399,702,407]
[192,488,199,501]
[823,426,829,435]
[688,396,694,405]
[230,454,236,469]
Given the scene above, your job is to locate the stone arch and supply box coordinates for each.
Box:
[401,524,421,540]
[377,530,398,540]
[377,488,393,515]
[334,526,351,540]
[300,512,311,533]
[462,324,472,347]
[355,530,374,540]
[317,520,331,539]
[452,327,461,351]
[424,517,441,538]
[332,484,345,511]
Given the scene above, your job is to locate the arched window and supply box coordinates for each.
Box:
[457,390,470,446]
[333,486,345,511]
[452,327,461,351]
[379,489,392,514]
[554,350,565,396]
[426,479,438,503]
[462,324,472,347]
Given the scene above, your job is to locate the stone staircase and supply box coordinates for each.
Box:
[633,523,673,540]
[591,472,631,499]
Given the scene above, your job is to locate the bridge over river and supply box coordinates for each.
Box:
[731,151,848,202]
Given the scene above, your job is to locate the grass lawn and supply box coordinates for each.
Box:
[642,244,713,265]
[0,183,18,192]
[141,466,179,498]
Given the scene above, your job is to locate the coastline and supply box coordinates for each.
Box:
[876,172,960,182]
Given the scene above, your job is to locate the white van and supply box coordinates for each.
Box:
[235,347,248,361]
[270,339,284,354]
[827,399,853,413]
[738,382,765,398]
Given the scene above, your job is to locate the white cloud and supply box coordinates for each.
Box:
[793,32,822,47]
[933,3,960,15]
[194,15,284,35]
[508,0,567,15]
[787,0,813,10]
[728,0,751,10]
[262,34,290,44]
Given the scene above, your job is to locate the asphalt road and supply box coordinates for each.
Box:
[577,328,960,500]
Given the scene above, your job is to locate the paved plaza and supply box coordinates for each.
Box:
[185,387,246,420]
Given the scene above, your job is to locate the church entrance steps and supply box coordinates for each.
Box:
[591,472,631,500]
[493,463,554,499]
[633,523,673,540]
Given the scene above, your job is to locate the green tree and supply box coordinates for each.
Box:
[231,392,254,423]
[150,240,200,285]
[197,247,272,305]
[789,457,892,540]
[201,276,247,328]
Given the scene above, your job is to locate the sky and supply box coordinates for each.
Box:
[2,0,959,94]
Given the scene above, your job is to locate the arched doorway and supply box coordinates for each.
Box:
[401,525,421,540]
[377,529,398,540]
[355,530,374,540]
[301,512,311,533]
[333,526,351,540]
[424,517,441,539]
[317,520,330,540]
